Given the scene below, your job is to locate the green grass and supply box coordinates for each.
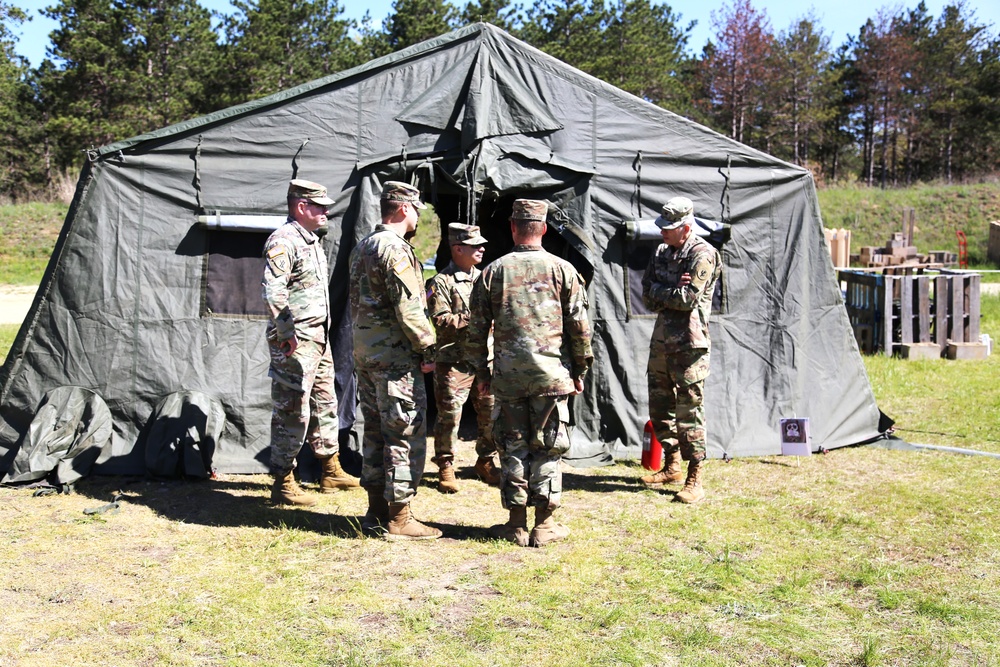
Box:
[0,323,17,364]
[1,190,1000,665]
[0,202,66,284]
[817,181,1000,265]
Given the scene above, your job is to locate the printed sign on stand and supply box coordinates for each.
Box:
[780,418,811,456]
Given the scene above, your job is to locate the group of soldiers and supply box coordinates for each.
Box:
[261,177,720,546]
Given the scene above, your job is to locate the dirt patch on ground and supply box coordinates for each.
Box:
[0,285,36,325]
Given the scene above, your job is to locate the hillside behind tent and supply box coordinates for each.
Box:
[0,23,886,477]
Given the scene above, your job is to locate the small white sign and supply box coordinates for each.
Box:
[780,418,811,456]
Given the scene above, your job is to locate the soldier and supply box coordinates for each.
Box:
[262,178,360,506]
[349,181,441,540]
[640,196,722,503]
[468,199,593,547]
[426,223,500,493]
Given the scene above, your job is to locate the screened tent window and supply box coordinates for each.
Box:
[203,230,269,318]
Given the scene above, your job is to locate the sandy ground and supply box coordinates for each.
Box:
[0,286,36,325]
[0,283,997,327]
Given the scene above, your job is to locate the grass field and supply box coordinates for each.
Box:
[1,190,999,665]
[0,203,67,285]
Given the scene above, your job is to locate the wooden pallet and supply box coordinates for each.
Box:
[839,271,981,355]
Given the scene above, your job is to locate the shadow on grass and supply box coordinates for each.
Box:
[70,475,492,542]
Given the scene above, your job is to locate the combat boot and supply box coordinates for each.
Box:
[474,456,502,486]
[529,504,570,547]
[640,449,683,486]
[318,453,360,492]
[386,503,442,541]
[437,460,459,494]
[271,471,316,506]
[674,458,705,504]
[361,486,389,533]
[488,506,529,547]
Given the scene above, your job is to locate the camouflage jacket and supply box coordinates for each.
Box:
[426,262,480,365]
[349,224,435,370]
[468,245,593,400]
[642,233,721,352]
[262,218,330,344]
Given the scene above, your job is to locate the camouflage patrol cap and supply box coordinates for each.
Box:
[511,199,548,222]
[654,196,695,230]
[381,181,427,209]
[287,179,334,206]
[448,223,488,245]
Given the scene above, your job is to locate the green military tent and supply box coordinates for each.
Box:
[0,22,887,479]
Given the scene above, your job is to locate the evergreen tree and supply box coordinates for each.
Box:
[221,0,361,104]
[518,0,605,73]
[458,0,519,31]
[382,0,456,52]
[1,3,45,199]
[768,17,836,166]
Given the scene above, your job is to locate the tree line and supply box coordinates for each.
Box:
[1,0,997,201]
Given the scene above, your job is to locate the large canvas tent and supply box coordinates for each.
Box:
[0,23,887,479]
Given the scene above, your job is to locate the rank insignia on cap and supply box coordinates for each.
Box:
[267,246,290,275]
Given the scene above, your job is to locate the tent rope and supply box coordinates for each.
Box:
[631,150,643,218]
[193,135,203,211]
[720,155,732,223]
[291,139,310,180]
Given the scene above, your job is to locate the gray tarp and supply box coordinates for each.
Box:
[0,23,885,476]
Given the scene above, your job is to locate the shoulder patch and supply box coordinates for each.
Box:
[267,246,291,275]
[391,254,411,277]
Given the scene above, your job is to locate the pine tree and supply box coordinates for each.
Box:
[382,0,456,52]
[0,3,45,199]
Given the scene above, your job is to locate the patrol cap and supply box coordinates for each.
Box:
[654,196,695,230]
[448,223,488,246]
[511,199,548,222]
[287,179,334,206]
[381,181,427,209]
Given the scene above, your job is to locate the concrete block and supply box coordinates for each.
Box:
[946,342,990,360]
[900,343,942,360]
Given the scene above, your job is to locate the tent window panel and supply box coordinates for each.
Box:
[203,230,269,318]
[625,243,725,318]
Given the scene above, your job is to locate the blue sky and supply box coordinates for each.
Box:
[7,0,999,68]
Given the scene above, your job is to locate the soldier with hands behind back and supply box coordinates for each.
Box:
[263,179,360,507]
[467,199,593,547]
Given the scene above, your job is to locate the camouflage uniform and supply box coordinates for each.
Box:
[262,198,337,475]
[427,241,495,464]
[467,201,593,511]
[350,186,436,505]
[643,199,722,463]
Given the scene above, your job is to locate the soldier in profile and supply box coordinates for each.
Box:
[639,196,721,503]
[349,181,440,540]
[262,179,359,506]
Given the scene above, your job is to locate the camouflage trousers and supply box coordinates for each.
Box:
[356,363,427,504]
[268,338,339,475]
[432,362,495,462]
[492,394,571,510]
[647,346,710,462]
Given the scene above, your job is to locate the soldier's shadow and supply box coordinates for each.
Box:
[561,469,671,495]
[72,475,493,541]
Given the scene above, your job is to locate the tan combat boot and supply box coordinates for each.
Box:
[474,456,502,486]
[488,506,529,546]
[361,486,389,533]
[318,453,360,492]
[640,449,684,486]
[529,504,570,547]
[386,503,443,541]
[674,458,705,504]
[437,460,459,494]
[271,471,316,506]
